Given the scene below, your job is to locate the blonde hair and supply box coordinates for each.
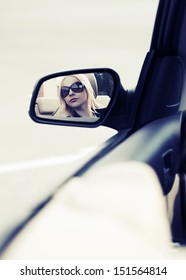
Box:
[58,74,99,117]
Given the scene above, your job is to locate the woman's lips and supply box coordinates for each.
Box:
[69,98,78,103]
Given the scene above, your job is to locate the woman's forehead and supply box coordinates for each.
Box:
[62,76,79,86]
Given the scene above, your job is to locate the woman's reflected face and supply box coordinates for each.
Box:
[61,76,88,109]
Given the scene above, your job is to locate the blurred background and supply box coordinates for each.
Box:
[0,0,158,166]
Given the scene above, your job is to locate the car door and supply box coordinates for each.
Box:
[83,0,186,244]
[130,0,186,244]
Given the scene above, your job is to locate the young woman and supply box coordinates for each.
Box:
[54,74,100,118]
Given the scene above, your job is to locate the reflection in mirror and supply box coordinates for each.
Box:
[35,72,114,122]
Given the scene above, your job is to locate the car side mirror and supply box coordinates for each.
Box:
[29,68,121,128]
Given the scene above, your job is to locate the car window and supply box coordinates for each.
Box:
[0,0,158,165]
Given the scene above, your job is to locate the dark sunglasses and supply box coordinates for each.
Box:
[60,81,85,98]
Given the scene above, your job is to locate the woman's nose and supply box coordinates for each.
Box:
[69,89,75,96]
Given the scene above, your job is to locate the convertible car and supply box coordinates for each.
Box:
[1,0,186,259]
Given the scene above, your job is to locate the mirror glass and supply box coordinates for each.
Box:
[34,71,114,122]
